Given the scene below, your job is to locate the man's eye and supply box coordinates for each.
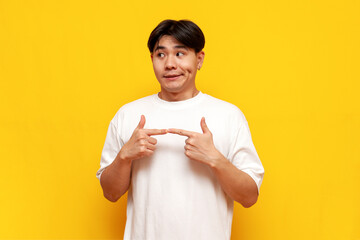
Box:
[158,53,165,57]
[176,52,184,57]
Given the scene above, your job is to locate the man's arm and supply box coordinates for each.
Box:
[100,115,167,202]
[210,155,258,208]
[100,151,132,202]
[168,117,259,208]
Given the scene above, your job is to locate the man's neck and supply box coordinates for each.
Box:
[158,88,200,102]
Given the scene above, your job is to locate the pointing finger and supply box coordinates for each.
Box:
[144,129,168,136]
[168,128,195,137]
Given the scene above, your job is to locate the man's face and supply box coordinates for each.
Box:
[151,35,204,96]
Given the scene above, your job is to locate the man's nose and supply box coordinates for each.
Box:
[165,55,177,69]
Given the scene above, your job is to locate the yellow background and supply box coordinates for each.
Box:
[1,0,359,239]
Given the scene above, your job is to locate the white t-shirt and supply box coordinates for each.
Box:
[97,92,264,240]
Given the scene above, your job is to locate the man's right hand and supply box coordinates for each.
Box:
[118,115,167,163]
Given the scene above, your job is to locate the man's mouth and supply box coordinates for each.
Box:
[164,74,182,80]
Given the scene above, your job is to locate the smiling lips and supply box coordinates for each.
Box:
[164,74,182,80]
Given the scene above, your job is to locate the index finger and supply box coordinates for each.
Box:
[167,128,195,137]
[144,129,168,136]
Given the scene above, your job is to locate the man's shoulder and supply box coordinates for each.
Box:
[111,94,156,122]
[203,93,245,118]
[118,94,155,112]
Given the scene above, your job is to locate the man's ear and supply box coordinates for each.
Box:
[151,54,153,62]
[197,51,205,70]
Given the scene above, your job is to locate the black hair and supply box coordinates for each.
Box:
[147,19,205,53]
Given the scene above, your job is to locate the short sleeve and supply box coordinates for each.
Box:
[228,113,264,193]
[96,120,123,183]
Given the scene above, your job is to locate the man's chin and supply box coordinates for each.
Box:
[161,84,184,93]
[163,89,183,94]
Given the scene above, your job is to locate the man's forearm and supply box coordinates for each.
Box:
[100,152,132,202]
[100,116,166,202]
[211,156,259,208]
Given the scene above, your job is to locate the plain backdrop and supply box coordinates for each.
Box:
[0,0,359,239]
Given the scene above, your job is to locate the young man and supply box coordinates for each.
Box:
[97,19,264,240]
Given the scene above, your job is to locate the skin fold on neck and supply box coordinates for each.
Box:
[158,88,200,102]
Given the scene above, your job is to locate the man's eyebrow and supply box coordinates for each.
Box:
[154,45,188,52]
[174,45,188,50]
[154,46,165,52]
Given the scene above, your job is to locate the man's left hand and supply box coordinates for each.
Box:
[168,117,225,167]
